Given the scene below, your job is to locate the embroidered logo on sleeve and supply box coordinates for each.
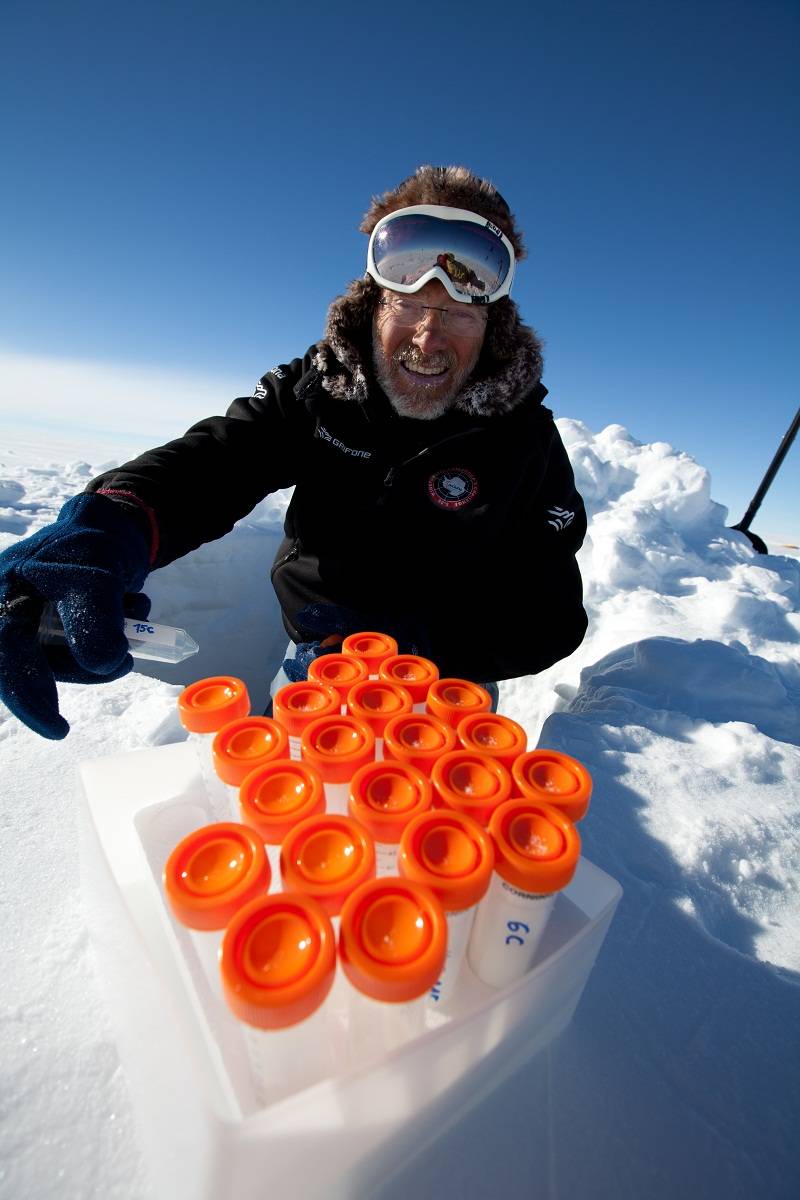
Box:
[428,467,479,510]
[547,506,575,531]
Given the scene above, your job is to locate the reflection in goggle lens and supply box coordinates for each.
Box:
[373,213,512,300]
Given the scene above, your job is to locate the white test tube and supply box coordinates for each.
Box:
[347,680,413,762]
[398,809,494,1010]
[220,894,337,1106]
[239,1006,333,1106]
[163,823,271,1001]
[273,681,340,760]
[238,758,326,888]
[348,760,433,879]
[375,841,400,877]
[467,798,581,989]
[300,714,376,815]
[184,730,229,820]
[429,903,478,1006]
[337,877,447,1073]
[210,717,289,822]
[177,677,251,818]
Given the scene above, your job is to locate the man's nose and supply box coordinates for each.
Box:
[411,307,448,351]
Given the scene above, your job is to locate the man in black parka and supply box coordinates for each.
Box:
[0,165,588,738]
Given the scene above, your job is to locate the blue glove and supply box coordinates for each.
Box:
[281,640,331,683]
[0,493,151,739]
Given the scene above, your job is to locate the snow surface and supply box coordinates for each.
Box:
[0,419,798,1199]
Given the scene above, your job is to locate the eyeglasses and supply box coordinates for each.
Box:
[378,296,488,337]
[367,204,516,304]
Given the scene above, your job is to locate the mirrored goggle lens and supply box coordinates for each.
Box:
[371,213,512,300]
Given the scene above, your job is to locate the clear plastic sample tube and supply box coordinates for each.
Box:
[346,679,413,760]
[177,677,251,818]
[348,760,433,876]
[300,714,375,814]
[220,893,337,1106]
[238,759,325,881]
[163,822,270,999]
[426,678,492,730]
[467,799,581,989]
[39,601,198,663]
[399,809,494,1008]
[430,749,513,828]
[338,877,447,1071]
[280,813,376,1035]
[510,749,593,823]
[273,681,340,760]
[210,717,288,822]
[378,654,439,713]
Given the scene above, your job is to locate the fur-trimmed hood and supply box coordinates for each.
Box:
[312,276,545,419]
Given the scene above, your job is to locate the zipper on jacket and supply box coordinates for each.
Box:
[382,427,483,487]
[270,539,300,581]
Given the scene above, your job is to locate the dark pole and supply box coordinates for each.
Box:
[730,405,800,554]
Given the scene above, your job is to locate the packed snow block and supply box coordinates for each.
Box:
[568,636,799,746]
[77,740,621,1200]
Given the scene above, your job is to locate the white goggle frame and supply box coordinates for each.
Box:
[366,204,516,305]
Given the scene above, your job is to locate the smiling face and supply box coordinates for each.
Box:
[371,280,487,420]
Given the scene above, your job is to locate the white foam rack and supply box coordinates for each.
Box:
[78,740,621,1200]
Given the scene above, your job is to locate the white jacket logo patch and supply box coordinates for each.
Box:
[547,506,575,531]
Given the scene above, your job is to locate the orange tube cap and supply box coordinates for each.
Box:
[163,823,270,931]
[308,653,369,703]
[239,759,325,844]
[399,809,494,912]
[347,680,413,737]
[280,814,376,916]
[456,712,527,770]
[178,676,250,734]
[348,760,433,845]
[382,712,457,775]
[511,749,592,822]
[425,678,492,729]
[339,878,448,1003]
[273,681,340,737]
[221,893,336,1029]
[489,798,581,893]
[431,750,512,827]
[300,714,375,783]
[340,631,399,674]
[212,717,289,786]
[378,654,439,703]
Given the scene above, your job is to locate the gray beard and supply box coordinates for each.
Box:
[372,345,466,421]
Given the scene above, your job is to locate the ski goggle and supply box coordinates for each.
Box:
[366,204,516,305]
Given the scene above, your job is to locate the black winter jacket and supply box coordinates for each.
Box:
[87,320,587,682]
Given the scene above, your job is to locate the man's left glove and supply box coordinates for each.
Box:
[0,493,152,740]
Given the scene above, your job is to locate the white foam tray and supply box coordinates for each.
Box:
[78,740,621,1200]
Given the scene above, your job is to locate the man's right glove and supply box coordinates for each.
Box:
[0,493,152,740]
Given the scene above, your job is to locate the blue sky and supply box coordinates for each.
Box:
[1,0,798,539]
